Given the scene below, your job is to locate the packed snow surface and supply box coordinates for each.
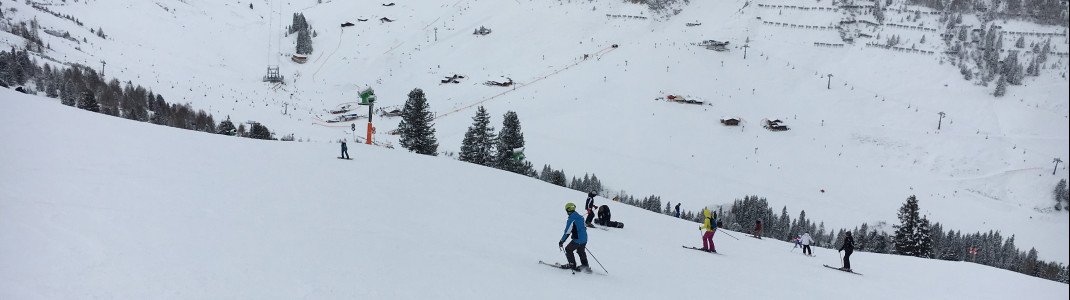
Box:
[2,90,1067,298]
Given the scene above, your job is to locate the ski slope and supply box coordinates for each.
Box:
[2,0,1068,263]
[1,90,1067,298]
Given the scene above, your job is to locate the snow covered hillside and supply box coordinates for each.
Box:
[1,90,1068,298]
[1,0,1067,264]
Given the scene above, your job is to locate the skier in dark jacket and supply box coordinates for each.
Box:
[838,231,855,271]
[752,220,763,239]
[559,202,590,272]
[340,140,350,159]
[595,204,623,228]
[584,191,597,228]
[674,203,681,218]
[595,205,610,226]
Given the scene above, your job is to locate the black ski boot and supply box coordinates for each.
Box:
[578,264,592,273]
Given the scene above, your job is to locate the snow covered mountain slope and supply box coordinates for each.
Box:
[1,0,1067,262]
[1,90,1067,299]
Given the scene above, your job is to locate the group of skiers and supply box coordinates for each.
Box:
[792,232,814,256]
[555,194,857,273]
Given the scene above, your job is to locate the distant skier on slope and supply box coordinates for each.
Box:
[800,232,814,256]
[585,191,598,228]
[674,203,681,218]
[340,140,350,159]
[792,236,802,251]
[698,208,717,253]
[559,202,590,272]
[752,220,763,239]
[838,231,855,271]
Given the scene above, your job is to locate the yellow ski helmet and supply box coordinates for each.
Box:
[565,202,577,212]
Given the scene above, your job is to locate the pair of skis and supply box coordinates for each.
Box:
[681,246,724,255]
[538,261,604,275]
[823,265,863,275]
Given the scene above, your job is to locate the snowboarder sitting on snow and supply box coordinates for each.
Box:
[838,231,855,271]
[595,204,623,228]
[584,191,598,228]
[340,140,350,159]
[699,208,717,253]
[559,202,590,272]
[753,220,763,239]
[595,204,610,226]
[800,232,814,256]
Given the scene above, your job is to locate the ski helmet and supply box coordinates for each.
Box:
[565,202,577,212]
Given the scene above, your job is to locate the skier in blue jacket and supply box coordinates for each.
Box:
[559,202,589,272]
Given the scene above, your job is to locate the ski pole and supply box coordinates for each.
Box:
[838,250,843,268]
[719,229,740,240]
[586,247,609,274]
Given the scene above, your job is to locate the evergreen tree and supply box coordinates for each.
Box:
[1003,51,1024,85]
[938,229,960,260]
[494,111,532,174]
[916,217,935,258]
[550,169,567,187]
[796,210,808,237]
[1038,39,1051,64]
[458,106,497,166]
[993,75,1007,97]
[929,222,945,258]
[894,195,923,256]
[296,28,313,55]
[872,231,891,254]
[520,161,537,177]
[290,13,308,34]
[588,174,602,194]
[1023,248,1039,276]
[398,88,439,155]
[248,123,273,140]
[218,116,238,136]
[539,164,553,182]
[856,223,870,251]
[1054,179,1068,211]
[1026,58,1039,77]
[76,91,99,112]
[873,0,885,23]
[1001,235,1020,270]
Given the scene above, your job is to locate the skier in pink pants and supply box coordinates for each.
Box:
[699,208,718,253]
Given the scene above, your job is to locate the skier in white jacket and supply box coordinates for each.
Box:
[800,232,814,256]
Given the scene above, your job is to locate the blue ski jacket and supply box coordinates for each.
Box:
[560,211,588,244]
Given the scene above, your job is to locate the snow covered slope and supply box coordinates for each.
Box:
[2,0,1067,262]
[1,90,1067,299]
